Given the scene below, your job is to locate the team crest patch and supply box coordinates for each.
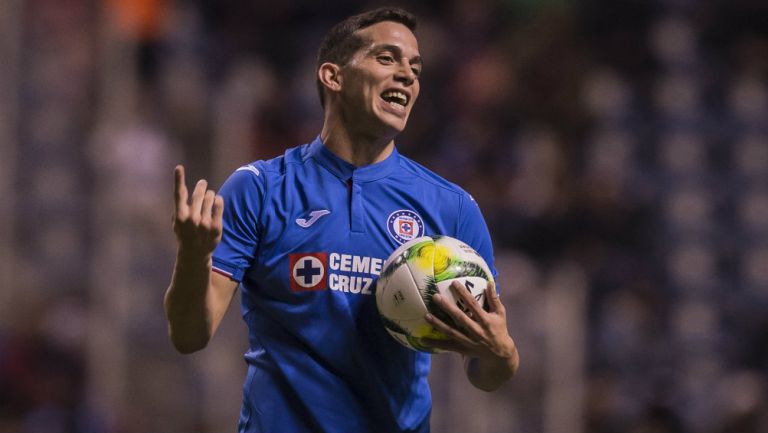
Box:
[289,253,328,292]
[387,210,424,244]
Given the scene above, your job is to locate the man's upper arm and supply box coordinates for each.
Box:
[208,271,239,333]
[212,162,266,281]
[208,163,265,333]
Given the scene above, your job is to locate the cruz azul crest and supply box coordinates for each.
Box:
[387,210,424,244]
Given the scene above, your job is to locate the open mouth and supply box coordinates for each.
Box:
[381,90,409,109]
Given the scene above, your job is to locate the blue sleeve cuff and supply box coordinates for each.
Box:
[212,257,245,282]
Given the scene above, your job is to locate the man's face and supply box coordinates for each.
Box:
[339,21,422,135]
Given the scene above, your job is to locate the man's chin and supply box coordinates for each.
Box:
[378,113,408,134]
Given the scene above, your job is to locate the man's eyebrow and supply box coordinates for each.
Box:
[371,44,422,64]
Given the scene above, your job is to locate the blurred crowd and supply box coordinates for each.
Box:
[1,0,767,432]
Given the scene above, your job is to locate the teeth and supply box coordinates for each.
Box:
[382,90,408,106]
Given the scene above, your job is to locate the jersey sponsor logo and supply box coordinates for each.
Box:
[287,252,384,295]
[327,253,383,295]
[295,209,331,228]
[289,253,328,291]
[329,274,374,294]
[387,209,424,244]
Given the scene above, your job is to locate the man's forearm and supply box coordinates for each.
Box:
[465,342,519,392]
[164,251,215,353]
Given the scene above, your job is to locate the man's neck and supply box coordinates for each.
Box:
[319,119,395,167]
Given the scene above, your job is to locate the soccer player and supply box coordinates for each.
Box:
[164,7,519,433]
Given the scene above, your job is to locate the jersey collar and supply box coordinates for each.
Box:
[307,136,400,182]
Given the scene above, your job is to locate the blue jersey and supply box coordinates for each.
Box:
[212,136,497,433]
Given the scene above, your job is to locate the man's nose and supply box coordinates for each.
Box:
[395,62,416,85]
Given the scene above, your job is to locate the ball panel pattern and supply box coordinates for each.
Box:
[375,235,494,352]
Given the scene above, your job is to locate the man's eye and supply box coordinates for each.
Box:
[378,55,395,63]
[412,68,421,77]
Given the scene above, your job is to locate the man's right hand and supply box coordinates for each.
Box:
[173,165,224,258]
[166,165,235,354]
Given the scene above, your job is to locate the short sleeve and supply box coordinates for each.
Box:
[212,163,266,282]
[456,192,498,283]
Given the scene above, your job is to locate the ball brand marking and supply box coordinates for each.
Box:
[393,290,405,306]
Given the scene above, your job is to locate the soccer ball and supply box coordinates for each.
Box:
[375,235,495,353]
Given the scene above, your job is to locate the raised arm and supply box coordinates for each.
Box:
[164,165,238,354]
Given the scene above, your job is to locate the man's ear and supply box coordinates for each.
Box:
[318,63,342,95]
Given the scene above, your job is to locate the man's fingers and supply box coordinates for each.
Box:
[201,190,215,225]
[486,280,502,313]
[425,312,474,346]
[421,338,469,354]
[450,281,486,320]
[174,165,189,218]
[189,179,208,221]
[212,195,224,233]
[432,293,483,339]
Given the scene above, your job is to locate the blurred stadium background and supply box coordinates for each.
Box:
[1,0,768,432]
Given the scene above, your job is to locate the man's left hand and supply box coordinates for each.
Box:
[423,280,516,361]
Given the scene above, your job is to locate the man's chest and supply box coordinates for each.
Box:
[251,178,436,297]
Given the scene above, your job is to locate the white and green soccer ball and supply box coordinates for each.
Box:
[375,235,494,353]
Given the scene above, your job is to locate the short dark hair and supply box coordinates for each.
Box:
[316,7,418,107]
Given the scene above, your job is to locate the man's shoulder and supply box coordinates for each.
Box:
[233,142,312,177]
[396,152,469,198]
